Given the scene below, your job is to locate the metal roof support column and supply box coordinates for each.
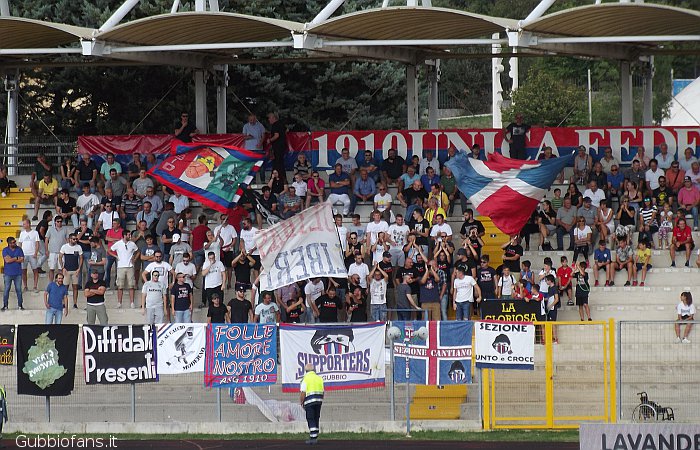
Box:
[520,0,557,28]
[406,64,419,130]
[0,0,10,16]
[642,57,653,126]
[195,70,209,134]
[311,0,347,25]
[216,65,228,133]
[492,33,504,128]
[99,0,141,33]
[620,61,633,126]
[427,60,440,129]
[4,70,18,176]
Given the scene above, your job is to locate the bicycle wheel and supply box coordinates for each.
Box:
[632,404,656,422]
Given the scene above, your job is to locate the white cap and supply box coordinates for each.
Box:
[172,234,181,243]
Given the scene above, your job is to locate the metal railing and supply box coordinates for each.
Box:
[0,139,77,176]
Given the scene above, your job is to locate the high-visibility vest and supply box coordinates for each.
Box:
[301,371,324,407]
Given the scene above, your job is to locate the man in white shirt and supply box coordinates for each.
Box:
[419,150,440,176]
[303,278,325,323]
[348,253,370,289]
[679,147,698,173]
[111,229,140,308]
[174,252,197,288]
[242,113,266,151]
[365,210,389,247]
[76,183,101,229]
[201,250,226,308]
[335,214,348,251]
[18,218,40,292]
[95,202,119,234]
[656,143,674,170]
[169,192,189,214]
[373,184,393,223]
[387,214,409,266]
[645,159,665,192]
[142,250,174,293]
[429,214,453,245]
[582,180,606,208]
[452,266,481,321]
[239,218,261,281]
[213,213,238,288]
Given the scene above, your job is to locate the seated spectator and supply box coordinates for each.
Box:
[599,147,619,174]
[573,145,592,184]
[653,176,674,209]
[381,148,406,186]
[359,150,380,183]
[623,180,642,214]
[592,240,613,286]
[76,153,97,193]
[59,156,77,192]
[0,164,10,197]
[677,177,700,230]
[595,199,614,246]
[537,200,557,251]
[373,184,393,223]
[419,150,440,176]
[587,163,607,195]
[167,191,189,215]
[424,197,446,226]
[409,155,421,174]
[440,166,458,215]
[99,153,122,184]
[145,153,158,171]
[398,165,420,193]
[76,183,101,229]
[105,168,127,199]
[469,144,485,161]
[665,161,686,195]
[267,168,286,195]
[337,147,358,183]
[293,152,312,181]
[670,218,694,267]
[565,182,583,209]
[142,186,163,216]
[258,186,279,225]
[657,143,673,170]
[613,238,634,286]
[688,161,700,189]
[638,197,658,246]
[101,187,122,216]
[428,183,449,213]
[127,153,146,182]
[398,180,427,221]
[646,159,664,194]
[121,188,141,222]
[55,189,78,228]
[632,146,651,170]
[583,180,606,209]
[136,201,158,231]
[32,173,59,221]
[675,292,695,344]
[352,169,377,214]
[290,173,307,206]
[578,197,597,231]
[633,240,651,287]
[306,171,325,208]
[625,160,646,194]
[132,169,154,199]
[278,186,302,219]
[555,197,577,251]
[327,163,351,216]
[30,153,53,200]
[679,147,698,173]
[606,165,624,204]
[420,166,440,193]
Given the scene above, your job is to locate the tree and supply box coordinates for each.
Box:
[503,67,587,127]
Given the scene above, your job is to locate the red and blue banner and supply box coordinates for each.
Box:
[392,321,473,385]
[279,322,386,392]
[148,143,265,213]
[446,152,574,235]
[204,324,277,388]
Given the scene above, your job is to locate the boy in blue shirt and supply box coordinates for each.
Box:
[593,240,613,286]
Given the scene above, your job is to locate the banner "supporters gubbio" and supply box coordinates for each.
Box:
[82,325,158,384]
[474,321,535,370]
[280,322,385,392]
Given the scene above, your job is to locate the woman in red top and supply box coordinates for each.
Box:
[670,218,694,267]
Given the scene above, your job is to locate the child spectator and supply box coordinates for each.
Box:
[537,257,556,295]
[544,274,560,344]
[592,240,613,286]
[291,173,308,205]
[634,240,652,287]
[550,188,563,211]
[675,292,695,344]
[519,260,534,290]
[513,279,529,300]
[657,202,674,250]
[557,256,574,305]
[573,261,591,321]
[613,238,635,286]
[496,266,515,299]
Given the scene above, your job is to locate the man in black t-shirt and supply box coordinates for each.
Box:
[381,148,406,185]
[170,274,193,323]
[476,256,497,300]
[268,112,287,179]
[174,112,198,143]
[228,285,253,323]
[459,209,485,239]
[395,259,420,299]
[56,189,78,228]
[408,209,431,250]
[207,292,228,323]
[500,236,524,275]
[504,113,531,160]
[85,270,108,325]
[313,286,343,323]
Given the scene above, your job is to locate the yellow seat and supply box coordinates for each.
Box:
[409,385,468,420]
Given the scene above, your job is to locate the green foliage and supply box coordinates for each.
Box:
[503,67,587,127]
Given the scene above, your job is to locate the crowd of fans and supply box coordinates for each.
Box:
[1,114,699,342]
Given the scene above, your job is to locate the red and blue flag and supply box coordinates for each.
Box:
[392,321,473,385]
[149,142,266,214]
[446,152,574,235]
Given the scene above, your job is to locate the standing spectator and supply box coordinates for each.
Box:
[227,285,253,323]
[419,260,444,321]
[99,153,122,185]
[76,183,101,229]
[141,271,168,324]
[352,169,377,214]
[396,272,419,320]
[56,189,78,228]
[381,148,406,186]
[207,292,227,324]
[348,254,370,290]
[88,236,106,281]
[328,164,352,216]
[36,211,52,271]
[592,240,613,287]
[544,275,560,343]
[169,235,192,270]
[428,183,449,213]
[675,292,695,344]
[304,278,325,324]
[500,235,523,276]
[76,153,97,193]
[267,112,288,179]
[2,237,24,311]
[201,251,226,308]
[213,213,237,289]
[59,233,83,309]
[121,187,141,222]
[191,214,210,269]
[290,173,308,205]
[111,229,139,308]
[239,218,260,278]
[174,252,196,289]
[32,173,59,221]
[84,270,108,324]
[142,250,174,297]
[677,177,700,230]
[670,218,694,267]
[452,266,481,320]
[159,212,180,258]
[136,201,158,231]
[277,282,303,323]
[30,153,53,203]
[504,113,531,160]
[312,286,343,323]
[387,214,409,267]
[171,273,194,323]
[365,210,389,248]
[169,191,189,215]
[46,216,69,282]
[368,263,389,321]
[557,256,574,306]
[408,209,431,256]
[441,166,458,215]
[476,255,497,304]
[347,214,367,243]
[572,261,591,321]
[242,113,265,152]
[613,238,635,285]
[132,169,154,199]
[658,203,674,250]
[347,286,368,322]
[102,219,123,288]
[44,273,68,324]
[18,218,40,293]
[174,112,198,142]
[254,292,280,324]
